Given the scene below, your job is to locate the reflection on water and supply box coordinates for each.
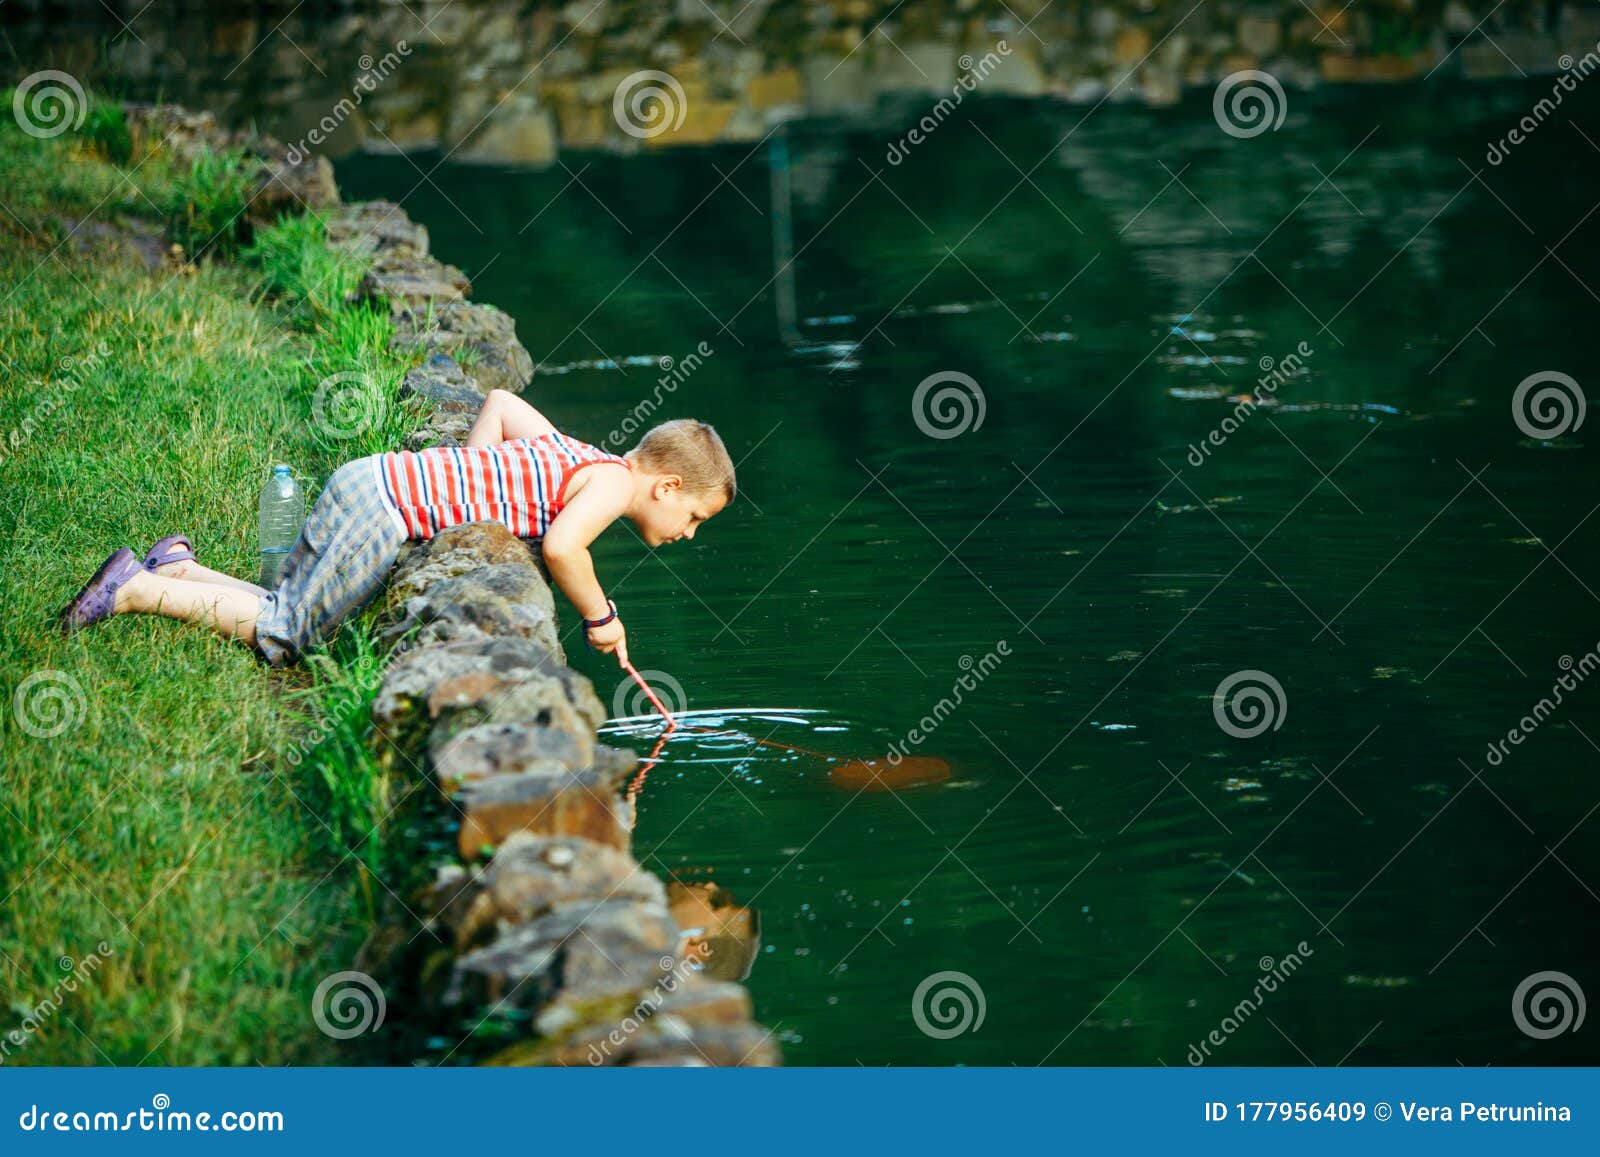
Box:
[605,707,959,795]
[666,881,761,983]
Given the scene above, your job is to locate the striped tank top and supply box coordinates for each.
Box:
[376,431,631,540]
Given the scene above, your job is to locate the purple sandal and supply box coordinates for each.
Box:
[61,547,143,631]
[143,534,195,572]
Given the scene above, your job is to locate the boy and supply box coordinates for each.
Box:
[60,390,735,666]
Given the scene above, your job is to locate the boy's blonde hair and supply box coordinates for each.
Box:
[629,419,736,502]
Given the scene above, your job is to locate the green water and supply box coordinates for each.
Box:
[339,83,1599,1066]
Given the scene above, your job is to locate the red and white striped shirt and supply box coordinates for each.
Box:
[375,432,631,540]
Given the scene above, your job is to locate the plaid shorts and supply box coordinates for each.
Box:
[254,456,409,667]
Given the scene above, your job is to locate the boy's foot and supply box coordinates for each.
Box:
[143,533,195,578]
[112,566,156,614]
[60,548,143,631]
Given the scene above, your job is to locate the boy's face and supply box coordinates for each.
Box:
[639,478,726,547]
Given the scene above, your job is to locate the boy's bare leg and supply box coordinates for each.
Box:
[153,556,270,597]
[113,569,262,646]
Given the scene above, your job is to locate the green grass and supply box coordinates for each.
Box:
[244,212,419,458]
[281,625,412,906]
[241,211,366,326]
[79,104,132,167]
[0,97,425,1064]
[301,307,419,460]
[160,148,253,258]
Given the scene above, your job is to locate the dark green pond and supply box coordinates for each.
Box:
[335,80,1600,1066]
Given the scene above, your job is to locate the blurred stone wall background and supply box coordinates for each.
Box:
[5,1,1596,163]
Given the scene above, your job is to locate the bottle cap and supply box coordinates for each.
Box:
[273,464,291,476]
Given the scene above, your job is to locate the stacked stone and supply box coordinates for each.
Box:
[120,103,340,228]
[111,107,774,1063]
[317,195,779,1067]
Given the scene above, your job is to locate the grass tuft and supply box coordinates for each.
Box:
[241,212,366,326]
[281,628,397,901]
[161,148,253,259]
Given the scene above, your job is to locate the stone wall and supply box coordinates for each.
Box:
[13,2,1600,166]
[335,199,778,1065]
[122,102,776,1066]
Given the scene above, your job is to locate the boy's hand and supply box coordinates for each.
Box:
[586,617,629,665]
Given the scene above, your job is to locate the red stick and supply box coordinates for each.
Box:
[621,658,678,731]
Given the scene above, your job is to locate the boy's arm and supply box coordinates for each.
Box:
[465,389,557,448]
[540,465,633,662]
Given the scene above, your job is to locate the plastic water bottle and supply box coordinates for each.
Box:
[259,464,304,589]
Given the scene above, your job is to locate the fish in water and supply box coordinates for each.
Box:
[829,755,952,791]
